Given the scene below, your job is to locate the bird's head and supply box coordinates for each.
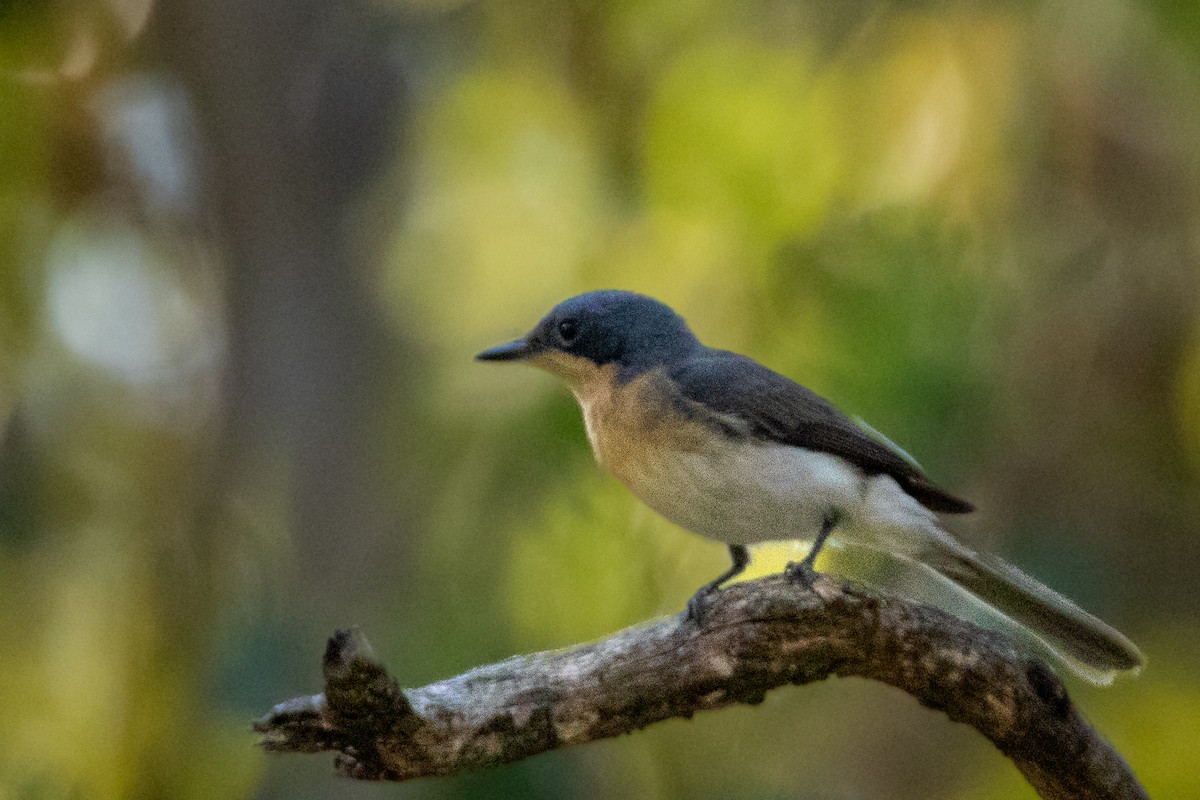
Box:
[476,290,699,389]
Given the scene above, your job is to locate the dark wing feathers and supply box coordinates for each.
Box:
[669,350,974,514]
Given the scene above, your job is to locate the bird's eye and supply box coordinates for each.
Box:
[557,318,579,345]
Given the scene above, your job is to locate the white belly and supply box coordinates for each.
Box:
[615,437,866,546]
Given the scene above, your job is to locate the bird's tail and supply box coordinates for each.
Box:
[918,538,1145,684]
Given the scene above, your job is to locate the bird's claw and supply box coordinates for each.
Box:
[685,587,716,626]
[784,559,819,588]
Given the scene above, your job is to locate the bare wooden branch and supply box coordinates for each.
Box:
[254,574,1146,800]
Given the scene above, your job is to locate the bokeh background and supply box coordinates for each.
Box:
[2,0,1199,798]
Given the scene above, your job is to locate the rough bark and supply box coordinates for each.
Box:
[254,574,1146,800]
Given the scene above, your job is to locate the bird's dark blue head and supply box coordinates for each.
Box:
[476,291,700,385]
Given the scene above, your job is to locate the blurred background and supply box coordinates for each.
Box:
[2,0,1199,798]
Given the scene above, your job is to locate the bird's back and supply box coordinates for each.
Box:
[667,348,974,515]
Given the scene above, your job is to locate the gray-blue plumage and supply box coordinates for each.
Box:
[527,290,701,375]
[668,349,974,514]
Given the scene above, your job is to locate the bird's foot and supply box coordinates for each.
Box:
[786,514,837,589]
[685,587,717,626]
[784,559,820,589]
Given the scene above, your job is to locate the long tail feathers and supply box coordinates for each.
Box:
[919,540,1145,684]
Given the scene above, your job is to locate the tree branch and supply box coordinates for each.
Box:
[254,574,1146,799]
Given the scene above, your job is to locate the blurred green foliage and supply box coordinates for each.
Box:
[3,1,1200,799]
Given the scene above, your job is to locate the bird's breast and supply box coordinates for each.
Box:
[576,368,711,477]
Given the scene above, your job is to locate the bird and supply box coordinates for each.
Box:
[476,289,1144,683]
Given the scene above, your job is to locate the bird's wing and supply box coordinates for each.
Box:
[668,350,974,514]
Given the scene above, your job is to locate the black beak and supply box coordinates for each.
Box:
[475,338,539,362]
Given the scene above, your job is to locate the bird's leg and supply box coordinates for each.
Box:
[685,544,750,624]
[785,512,839,587]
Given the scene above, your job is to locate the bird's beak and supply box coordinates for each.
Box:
[475,337,540,362]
